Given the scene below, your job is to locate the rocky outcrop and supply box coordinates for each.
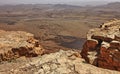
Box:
[1,50,119,74]
[0,30,44,62]
[81,19,120,71]
[0,29,119,74]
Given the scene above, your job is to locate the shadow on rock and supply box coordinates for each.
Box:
[47,35,86,49]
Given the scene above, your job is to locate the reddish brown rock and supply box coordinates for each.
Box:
[81,20,120,71]
[81,40,98,63]
[97,47,120,70]
[91,35,113,43]
[115,35,120,41]
[110,42,120,50]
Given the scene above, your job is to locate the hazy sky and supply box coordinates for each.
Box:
[0,0,120,5]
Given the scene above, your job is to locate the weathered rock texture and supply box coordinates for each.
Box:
[0,30,44,62]
[81,19,120,71]
[1,50,119,74]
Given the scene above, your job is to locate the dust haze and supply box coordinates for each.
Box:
[0,0,120,6]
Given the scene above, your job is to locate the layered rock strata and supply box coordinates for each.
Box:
[0,30,44,62]
[81,19,120,71]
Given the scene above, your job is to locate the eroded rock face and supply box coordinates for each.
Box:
[2,50,119,74]
[0,30,44,62]
[81,19,120,71]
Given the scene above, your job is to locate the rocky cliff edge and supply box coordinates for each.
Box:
[81,19,120,71]
[0,30,44,62]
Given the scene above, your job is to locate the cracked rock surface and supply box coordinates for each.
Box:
[1,50,118,74]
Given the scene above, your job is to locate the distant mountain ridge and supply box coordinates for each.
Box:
[0,4,81,11]
[103,2,120,8]
[0,0,113,6]
[92,2,120,12]
[0,2,120,9]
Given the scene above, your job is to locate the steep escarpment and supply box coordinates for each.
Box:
[81,19,120,71]
[0,30,44,62]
